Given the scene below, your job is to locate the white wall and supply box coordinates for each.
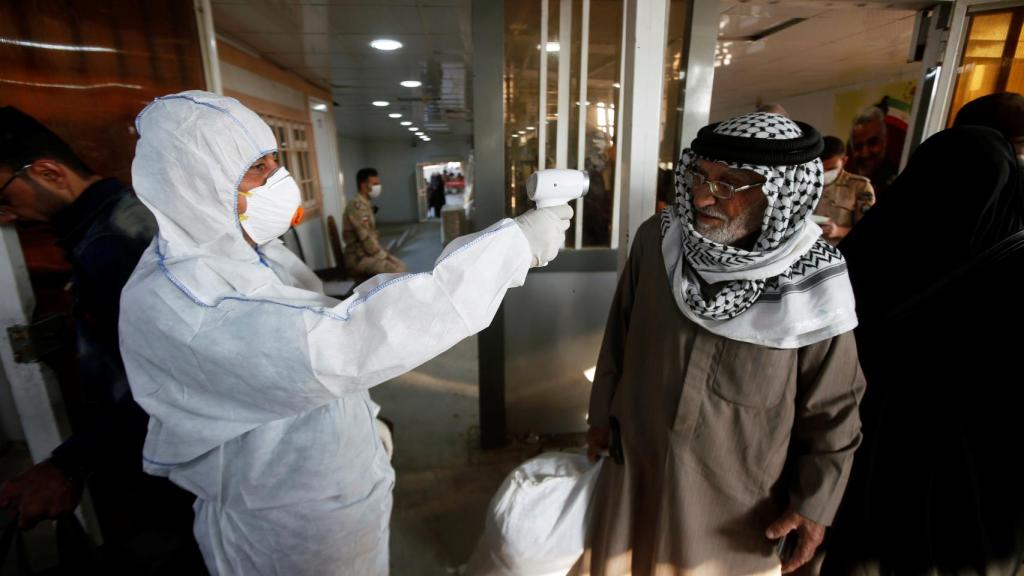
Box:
[220,61,306,110]
[711,65,921,141]
[344,137,473,224]
[338,136,368,203]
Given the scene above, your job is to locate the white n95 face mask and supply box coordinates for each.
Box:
[823,168,841,186]
[369,184,382,198]
[239,167,304,245]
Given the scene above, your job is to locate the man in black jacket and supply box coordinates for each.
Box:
[0,107,205,574]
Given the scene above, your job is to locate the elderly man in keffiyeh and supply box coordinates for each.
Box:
[577,112,867,576]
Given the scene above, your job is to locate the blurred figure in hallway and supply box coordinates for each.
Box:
[428,171,445,219]
[343,167,406,275]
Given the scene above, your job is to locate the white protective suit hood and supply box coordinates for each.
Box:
[133,91,321,300]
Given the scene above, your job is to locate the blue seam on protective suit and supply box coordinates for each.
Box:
[153,220,516,322]
[143,94,263,151]
[133,99,160,135]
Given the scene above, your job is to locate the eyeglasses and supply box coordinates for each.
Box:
[683,168,763,200]
[0,163,32,199]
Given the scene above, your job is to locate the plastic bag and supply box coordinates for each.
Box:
[467,451,603,576]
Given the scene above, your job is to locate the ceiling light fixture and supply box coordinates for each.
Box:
[400,121,412,126]
[370,39,402,51]
[400,80,422,88]
[372,100,389,107]
[408,127,418,131]
[389,113,402,118]
[311,103,328,111]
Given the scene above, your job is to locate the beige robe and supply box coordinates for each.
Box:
[576,217,865,576]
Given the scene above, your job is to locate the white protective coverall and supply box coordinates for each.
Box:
[120,91,533,575]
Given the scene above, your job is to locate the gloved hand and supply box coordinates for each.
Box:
[513,205,573,267]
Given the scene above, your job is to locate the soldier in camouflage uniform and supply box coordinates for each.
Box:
[343,167,407,275]
[815,136,875,245]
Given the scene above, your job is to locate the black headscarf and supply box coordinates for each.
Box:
[953,92,1024,146]
[824,126,1024,574]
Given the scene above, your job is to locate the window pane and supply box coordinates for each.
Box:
[947,9,1024,125]
[504,0,623,248]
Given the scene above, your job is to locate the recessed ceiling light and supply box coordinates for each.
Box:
[415,132,424,136]
[526,126,535,131]
[400,121,412,126]
[613,82,621,88]
[311,103,328,111]
[370,39,402,51]
[388,113,402,118]
[408,127,418,131]
[545,42,560,52]
[372,101,389,107]
[400,80,422,88]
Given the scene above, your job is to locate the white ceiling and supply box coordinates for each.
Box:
[211,0,940,141]
[711,0,931,115]
[212,0,473,141]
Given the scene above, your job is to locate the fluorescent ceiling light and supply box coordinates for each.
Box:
[311,103,328,111]
[370,39,402,51]
[408,127,418,131]
[537,42,560,52]
[400,121,412,126]
[372,100,389,107]
[388,113,402,118]
[400,80,422,88]
[526,126,535,131]
[415,132,424,136]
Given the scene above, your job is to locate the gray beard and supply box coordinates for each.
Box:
[694,207,763,247]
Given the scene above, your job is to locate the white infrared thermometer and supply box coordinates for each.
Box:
[527,169,590,208]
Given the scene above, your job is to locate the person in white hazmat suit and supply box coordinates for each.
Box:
[118,91,572,575]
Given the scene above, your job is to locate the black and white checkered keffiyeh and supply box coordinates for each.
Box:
[660,112,858,348]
